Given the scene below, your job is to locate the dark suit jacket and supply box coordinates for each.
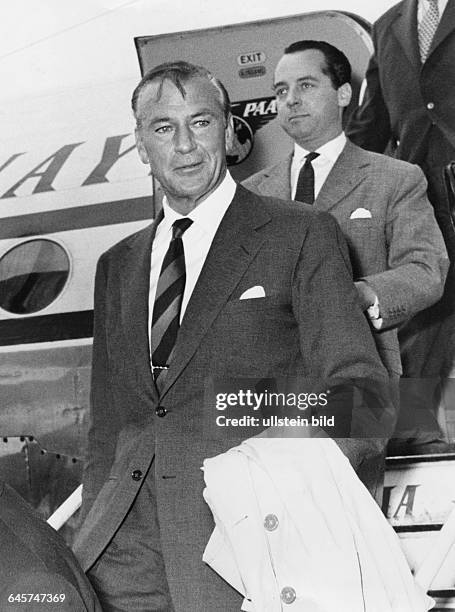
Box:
[346,0,455,257]
[74,185,392,611]
[346,0,455,163]
[243,141,449,376]
[0,481,101,612]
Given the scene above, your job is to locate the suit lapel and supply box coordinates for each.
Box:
[427,0,455,60]
[256,153,293,200]
[121,215,162,404]
[159,186,271,399]
[391,0,421,72]
[315,141,370,212]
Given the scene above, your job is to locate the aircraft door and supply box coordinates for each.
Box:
[135,10,373,213]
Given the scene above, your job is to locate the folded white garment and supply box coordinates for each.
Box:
[202,438,433,612]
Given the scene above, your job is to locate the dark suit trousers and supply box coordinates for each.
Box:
[87,465,174,612]
[397,127,455,445]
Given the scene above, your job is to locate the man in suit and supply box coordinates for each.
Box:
[244,40,448,450]
[346,1,455,449]
[0,479,101,611]
[74,60,394,611]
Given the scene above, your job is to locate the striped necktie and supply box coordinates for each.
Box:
[418,0,440,63]
[151,217,193,388]
[295,152,320,204]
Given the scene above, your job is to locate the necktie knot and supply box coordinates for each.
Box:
[172,218,193,239]
[305,152,320,164]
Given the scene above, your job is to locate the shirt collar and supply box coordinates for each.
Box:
[161,171,237,236]
[293,132,347,165]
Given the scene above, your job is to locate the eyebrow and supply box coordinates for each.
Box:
[273,75,319,89]
[147,108,218,126]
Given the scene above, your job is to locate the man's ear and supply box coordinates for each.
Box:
[224,113,235,154]
[337,83,352,108]
[135,127,149,165]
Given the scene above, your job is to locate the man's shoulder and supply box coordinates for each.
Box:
[0,482,100,609]
[242,156,291,188]
[373,1,404,32]
[348,141,424,180]
[240,184,340,237]
[241,183,308,216]
[99,221,154,264]
[0,481,73,566]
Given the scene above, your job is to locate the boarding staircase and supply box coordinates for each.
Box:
[384,452,455,610]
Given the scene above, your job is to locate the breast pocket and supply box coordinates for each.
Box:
[224,294,291,317]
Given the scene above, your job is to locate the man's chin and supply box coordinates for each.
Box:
[281,124,307,143]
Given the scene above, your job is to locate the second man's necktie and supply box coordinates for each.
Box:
[295,152,320,204]
[151,217,193,389]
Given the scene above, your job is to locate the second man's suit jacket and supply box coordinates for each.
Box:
[346,0,455,164]
[74,185,392,612]
[346,0,455,257]
[243,140,449,375]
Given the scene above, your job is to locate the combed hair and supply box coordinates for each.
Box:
[132,60,231,126]
[284,40,351,88]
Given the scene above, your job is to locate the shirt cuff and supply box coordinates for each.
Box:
[367,295,383,330]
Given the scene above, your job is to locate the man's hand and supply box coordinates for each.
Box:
[355,281,383,330]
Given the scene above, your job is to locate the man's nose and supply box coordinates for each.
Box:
[174,125,196,153]
[286,86,301,108]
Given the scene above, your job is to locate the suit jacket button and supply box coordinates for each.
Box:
[156,406,167,417]
[264,513,279,531]
[281,586,296,604]
[131,469,143,481]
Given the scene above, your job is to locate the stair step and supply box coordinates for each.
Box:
[384,453,455,591]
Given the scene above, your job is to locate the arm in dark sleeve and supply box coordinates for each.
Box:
[346,32,394,154]
[79,257,114,522]
[293,213,395,467]
[293,212,387,380]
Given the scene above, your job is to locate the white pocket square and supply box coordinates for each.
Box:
[350,207,372,219]
[239,285,266,300]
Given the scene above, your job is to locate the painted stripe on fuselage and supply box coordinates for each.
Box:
[0,197,152,239]
[0,311,93,345]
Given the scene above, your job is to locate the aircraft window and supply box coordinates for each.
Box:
[0,239,70,314]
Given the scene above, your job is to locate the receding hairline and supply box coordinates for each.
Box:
[132,63,231,126]
[135,76,223,115]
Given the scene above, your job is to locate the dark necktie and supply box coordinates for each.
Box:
[151,217,193,388]
[294,152,320,204]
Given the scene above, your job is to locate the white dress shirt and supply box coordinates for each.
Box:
[148,171,237,355]
[418,0,449,23]
[290,131,346,200]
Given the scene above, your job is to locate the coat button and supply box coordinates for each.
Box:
[427,102,434,110]
[264,513,279,531]
[156,406,167,417]
[281,586,297,604]
[131,469,143,481]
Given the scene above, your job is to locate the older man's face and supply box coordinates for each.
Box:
[135,77,232,212]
